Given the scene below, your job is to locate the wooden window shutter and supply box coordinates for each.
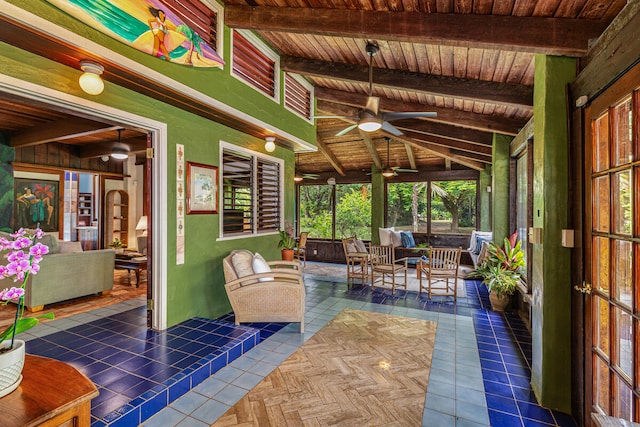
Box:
[158,0,219,49]
[256,158,280,232]
[222,149,252,234]
[233,31,276,97]
[285,74,312,119]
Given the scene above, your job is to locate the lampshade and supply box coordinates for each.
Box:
[264,136,276,152]
[79,60,104,95]
[136,216,148,235]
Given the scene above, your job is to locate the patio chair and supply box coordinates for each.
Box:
[419,247,462,300]
[341,236,370,287]
[222,249,305,332]
[369,244,408,295]
[294,232,308,266]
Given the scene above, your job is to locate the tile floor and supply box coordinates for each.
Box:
[17,264,577,426]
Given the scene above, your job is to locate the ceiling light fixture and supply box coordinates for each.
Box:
[264,136,276,152]
[357,111,382,132]
[294,174,304,182]
[111,129,129,160]
[381,168,395,178]
[78,60,105,95]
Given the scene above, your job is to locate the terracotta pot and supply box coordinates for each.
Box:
[489,291,510,312]
[0,339,25,398]
[281,249,294,261]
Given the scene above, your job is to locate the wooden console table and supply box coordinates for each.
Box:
[0,354,98,427]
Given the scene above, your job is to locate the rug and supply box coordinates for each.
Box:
[303,262,472,297]
[213,308,437,426]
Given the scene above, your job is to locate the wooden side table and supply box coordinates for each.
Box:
[0,354,98,427]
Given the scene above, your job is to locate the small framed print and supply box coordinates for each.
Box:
[186,162,218,214]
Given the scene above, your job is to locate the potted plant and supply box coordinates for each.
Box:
[470,233,524,311]
[110,238,125,254]
[277,221,296,261]
[0,228,54,397]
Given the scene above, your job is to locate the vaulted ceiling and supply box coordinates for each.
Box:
[223,0,626,179]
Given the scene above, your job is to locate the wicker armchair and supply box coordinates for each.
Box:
[223,249,305,332]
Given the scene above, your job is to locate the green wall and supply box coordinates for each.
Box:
[479,166,491,232]
[370,167,384,244]
[492,134,511,243]
[1,2,313,328]
[0,135,14,232]
[530,54,575,412]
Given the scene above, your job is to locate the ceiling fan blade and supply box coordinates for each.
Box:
[382,111,438,121]
[336,123,359,136]
[394,168,419,173]
[365,96,380,115]
[381,121,403,136]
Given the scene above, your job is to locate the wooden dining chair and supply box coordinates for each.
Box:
[369,245,408,295]
[294,232,308,266]
[419,247,462,300]
[341,236,370,287]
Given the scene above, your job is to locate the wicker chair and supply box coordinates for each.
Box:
[294,232,308,266]
[341,236,370,287]
[369,245,408,295]
[419,247,462,300]
[222,249,305,332]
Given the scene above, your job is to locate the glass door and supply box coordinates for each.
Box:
[585,73,639,422]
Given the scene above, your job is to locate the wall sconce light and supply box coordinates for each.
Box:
[100,155,110,162]
[79,60,105,95]
[264,136,276,152]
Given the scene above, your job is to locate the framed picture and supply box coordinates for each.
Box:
[186,162,218,214]
[14,178,60,232]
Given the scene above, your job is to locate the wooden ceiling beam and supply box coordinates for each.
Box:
[291,59,533,108]
[315,135,346,176]
[226,6,607,56]
[359,130,384,170]
[399,130,492,157]
[9,117,119,148]
[316,88,525,135]
[405,144,416,170]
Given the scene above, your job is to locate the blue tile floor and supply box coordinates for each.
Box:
[17,263,577,426]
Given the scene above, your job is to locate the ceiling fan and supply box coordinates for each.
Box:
[294,153,320,182]
[372,137,419,178]
[315,42,437,137]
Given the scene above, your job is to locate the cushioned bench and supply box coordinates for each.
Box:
[468,230,493,268]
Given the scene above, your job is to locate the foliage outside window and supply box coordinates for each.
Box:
[221,144,282,237]
[299,183,371,240]
[387,180,476,234]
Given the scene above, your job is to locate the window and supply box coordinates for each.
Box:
[221,143,283,237]
[161,0,223,58]
[387,180,477,234]
[231,30,279,100]
[285,73,313,122]
[298,183,371,240]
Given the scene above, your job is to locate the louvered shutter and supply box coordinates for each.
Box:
[285,74,312,120]
[232,31,276,97]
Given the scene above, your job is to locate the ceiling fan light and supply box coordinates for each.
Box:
[111,148,129,160]
[381,168,395,178]
[358,117,382,132]
[293,175,304,182]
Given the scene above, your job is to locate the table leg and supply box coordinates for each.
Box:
[135,268,140,287]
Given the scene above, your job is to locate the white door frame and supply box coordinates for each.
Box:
[0,73,169,330]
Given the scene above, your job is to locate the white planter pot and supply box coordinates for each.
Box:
[0,339,25,398]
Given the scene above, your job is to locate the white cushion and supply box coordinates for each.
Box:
[252,252,273,282]
[232,251,254,278]
[379,227,394,246]
[468,231,493,253]
[391,231,403,247]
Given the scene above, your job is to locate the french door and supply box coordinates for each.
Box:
[585,63,640,422]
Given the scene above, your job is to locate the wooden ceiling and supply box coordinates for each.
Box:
[223,0,626,178]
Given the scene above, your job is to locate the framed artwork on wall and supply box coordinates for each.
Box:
[186,162,218,214]
[14,178,60,232]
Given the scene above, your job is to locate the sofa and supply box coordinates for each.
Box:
[1,232,116,311]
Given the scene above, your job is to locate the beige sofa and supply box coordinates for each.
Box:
[1,232,116,311]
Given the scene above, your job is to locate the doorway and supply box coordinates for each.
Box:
[0,73,168,330]
[584,62,640,422]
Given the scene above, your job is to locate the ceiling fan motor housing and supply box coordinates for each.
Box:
[365,42,379,57]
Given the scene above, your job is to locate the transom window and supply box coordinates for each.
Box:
[231,30,279,101]
[284,73,313,122]
[221,143,283,237]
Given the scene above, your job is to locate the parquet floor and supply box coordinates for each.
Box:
[213,308,437,426]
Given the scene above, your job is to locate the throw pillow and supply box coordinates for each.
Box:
[231,251,254,279]
[468,231,492,253]
[379,227,394,246]
[474,237,488,255]
[391,231,403,247]
[252,252,274,282]
[354,239,367,253]
[346,242,358,253]
[58,241,84,253]
[400,231,416,248]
